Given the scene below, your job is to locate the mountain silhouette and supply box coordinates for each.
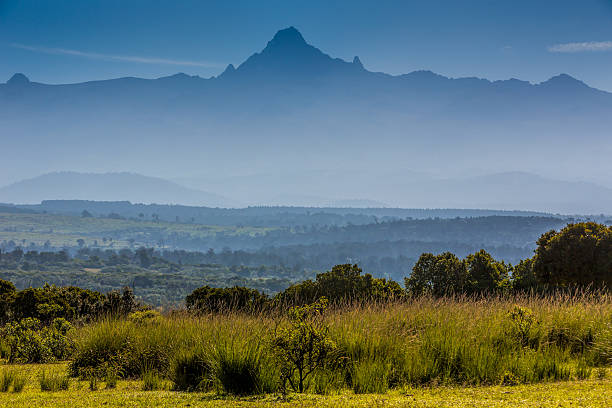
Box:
[0,172,236,207]
[1,27,611,212]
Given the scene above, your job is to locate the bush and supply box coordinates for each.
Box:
[507,305,537,348]
[0,317,74,363]
[186,286,268,314]
[271,298,337,393]
[128,310,161,325]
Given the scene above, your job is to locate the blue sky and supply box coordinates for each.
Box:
[2,0,612,90]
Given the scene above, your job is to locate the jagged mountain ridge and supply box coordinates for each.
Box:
[1,27,611,206]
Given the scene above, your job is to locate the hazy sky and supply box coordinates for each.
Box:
[2,0,612,91]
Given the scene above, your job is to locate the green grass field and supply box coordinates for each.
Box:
[0,364,610,407]
[0,212,274,249]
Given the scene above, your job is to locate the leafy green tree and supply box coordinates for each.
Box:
[186,286,268,313]
[511,258,537,290]
[0,279,16,323]
[271,298,336,393]
[465,250,510,292]
[404,252,468,296]
[278,264,403,305]
[533,223,612,287]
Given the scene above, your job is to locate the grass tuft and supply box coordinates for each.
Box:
[39,369,70,392]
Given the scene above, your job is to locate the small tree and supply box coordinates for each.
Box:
[271,297,336,393]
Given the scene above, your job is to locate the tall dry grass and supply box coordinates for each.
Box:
[69,292,612,393]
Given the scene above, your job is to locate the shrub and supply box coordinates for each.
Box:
[128,310,161,325]
[68,319,135,378]
[0,317,73,363]
[271,298,337,393]
[0,340,10,360]
[186,286,268,314]
[507,305,537,348]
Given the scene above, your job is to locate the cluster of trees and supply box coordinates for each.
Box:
[405,250,511,295]
[185,264,402,313]
[407,223,612,295]
[26,200,559,227]
[0,280,139,325]
[186,223,612,313]
[1,222,610,315]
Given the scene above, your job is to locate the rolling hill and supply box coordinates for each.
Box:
[0,172,235,207]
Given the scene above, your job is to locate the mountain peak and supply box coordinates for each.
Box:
[220,63,236,76]
[264,26,307,51]
[540,73,588,89]
[352,56,364,69]
[7,73,30,86]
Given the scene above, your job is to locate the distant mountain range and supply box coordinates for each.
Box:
[1,171,611,214]
[1,27,611,212]
[0,172,235,207]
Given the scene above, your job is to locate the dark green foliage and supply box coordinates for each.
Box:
[511,258,537,290]
[1,247,298,307]
[186,286,268,314]
[271,298,337,393]
[209,337,277,396]
[171,348,211,391]
[465,250,510,292]
[0,317,74,363]
[278,264,403,305]
[1,283,137,325]
[533,222,612,287]
[0,279,16,323]
[405,250,509,296]
[405,252,469,296]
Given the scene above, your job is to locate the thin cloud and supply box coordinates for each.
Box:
[548,41,612,53]
[10,43,224,68]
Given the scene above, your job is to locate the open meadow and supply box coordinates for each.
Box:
[0,364,609,408]
[2,294,611,407]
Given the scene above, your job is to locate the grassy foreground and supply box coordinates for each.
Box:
[0,364,610,408]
